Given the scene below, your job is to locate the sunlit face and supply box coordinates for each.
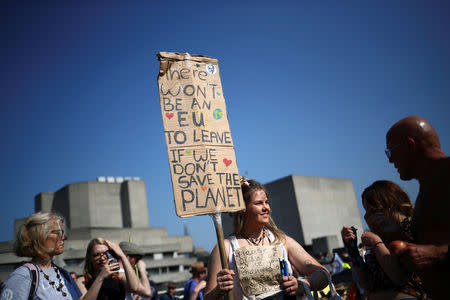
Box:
[244,189,271,226]
[90,244,109,270]
[44,219,66,257]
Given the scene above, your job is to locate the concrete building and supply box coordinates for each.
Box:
[223,175,364,254]
[0,177,197,287]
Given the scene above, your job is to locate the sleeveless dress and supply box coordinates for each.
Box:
[228,230,292,300]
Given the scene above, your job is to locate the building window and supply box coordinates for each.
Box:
[148,268,159,275]
[163,251,173,258]
[154,253,163,260]
[169,266,178,272]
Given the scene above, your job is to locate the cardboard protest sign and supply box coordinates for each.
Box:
[234,245,283,296]
[157,52,245,217]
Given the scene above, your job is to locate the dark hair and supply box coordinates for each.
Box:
[362,180,414,220]
[232,177,285,244]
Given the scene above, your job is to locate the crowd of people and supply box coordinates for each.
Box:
[0,115,448,300]
[0,212,155,300]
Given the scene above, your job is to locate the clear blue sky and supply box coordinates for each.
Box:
[1,1,449,252]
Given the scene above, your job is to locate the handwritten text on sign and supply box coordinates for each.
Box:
[234,245,283,296]
[157,52,244,217]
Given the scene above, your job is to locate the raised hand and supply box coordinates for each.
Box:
[341,226,356,243]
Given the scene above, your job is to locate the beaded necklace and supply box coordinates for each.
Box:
[39,265,68,297]
[245,227,266,246]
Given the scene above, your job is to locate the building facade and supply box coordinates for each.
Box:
[223,174,364,253]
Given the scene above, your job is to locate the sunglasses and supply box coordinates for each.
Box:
[384,143,402,159]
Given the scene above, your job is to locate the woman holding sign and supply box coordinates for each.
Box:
[204,177,328,300]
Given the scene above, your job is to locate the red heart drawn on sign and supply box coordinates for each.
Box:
[165,112,174,120]
[201,186,207,191]
[223,158,232,167]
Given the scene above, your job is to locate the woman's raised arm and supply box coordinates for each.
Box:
[285,235,329,291]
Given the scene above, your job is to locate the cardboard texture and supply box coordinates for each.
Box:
[157,52,245,217]
[234,245,283,296]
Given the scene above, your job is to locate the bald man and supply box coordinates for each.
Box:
[385,116,450,299]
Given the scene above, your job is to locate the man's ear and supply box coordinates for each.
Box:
[407,137,417,152]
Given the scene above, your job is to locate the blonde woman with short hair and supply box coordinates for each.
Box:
[1,212,82,299]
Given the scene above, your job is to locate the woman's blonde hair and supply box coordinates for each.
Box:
[14,211,65,258]
[83,237,108,280]
[232,177,285,244]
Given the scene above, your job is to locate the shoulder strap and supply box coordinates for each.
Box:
[229,235,239,251]
[319,269,340,298]
[23,262,39,300]
[266,229,275,243]
[300,270,341,300]
[298,278,316,300]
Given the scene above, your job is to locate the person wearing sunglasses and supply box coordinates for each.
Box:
[76,238,140,300]
[1,212,82,299]
[160,282,177,300]
[385,116,450,299]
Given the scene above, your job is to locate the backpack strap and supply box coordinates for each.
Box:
[23,262,39,300]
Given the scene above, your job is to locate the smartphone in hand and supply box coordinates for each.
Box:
[105,250,117,261]
[105,250,120,272]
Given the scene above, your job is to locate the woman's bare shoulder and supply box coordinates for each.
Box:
[284,235,302,248]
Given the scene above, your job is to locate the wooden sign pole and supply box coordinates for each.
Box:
[211,213,233,300]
